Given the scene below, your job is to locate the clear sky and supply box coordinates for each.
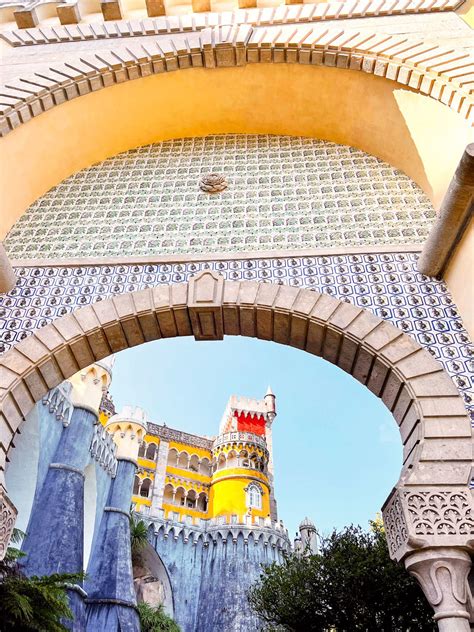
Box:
[110,336,401,540]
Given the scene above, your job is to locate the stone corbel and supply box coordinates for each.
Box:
[0,243,16,294]
[405,547,472,632]
[382,486,474,562]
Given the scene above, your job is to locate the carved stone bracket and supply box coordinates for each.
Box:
[382,487,474,562]
[0,483,17,560]
[188,271,224,341]
[405,547,472,631]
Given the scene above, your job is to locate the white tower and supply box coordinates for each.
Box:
[298,517,318,555]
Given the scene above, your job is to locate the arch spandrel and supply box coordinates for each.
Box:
[0,272,472,564]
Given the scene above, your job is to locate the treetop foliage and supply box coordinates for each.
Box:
[248,522,436,632]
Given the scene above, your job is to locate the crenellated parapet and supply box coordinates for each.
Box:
[140,512,291,551]
[147,422,214,451]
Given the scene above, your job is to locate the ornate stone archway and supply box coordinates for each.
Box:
[0,272,472,628]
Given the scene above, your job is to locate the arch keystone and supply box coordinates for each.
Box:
[188,272,224,341]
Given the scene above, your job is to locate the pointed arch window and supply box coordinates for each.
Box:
[247,483,262,510]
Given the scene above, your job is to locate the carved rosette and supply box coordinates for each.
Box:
[382,487,474,562]
[0,485,17,560]
[199,173,228,193]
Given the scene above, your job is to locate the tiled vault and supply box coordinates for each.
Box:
[4,135,435,260]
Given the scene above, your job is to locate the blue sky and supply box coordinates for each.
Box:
[111,336,401,540]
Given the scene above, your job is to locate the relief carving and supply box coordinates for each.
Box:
[0,485,17,561]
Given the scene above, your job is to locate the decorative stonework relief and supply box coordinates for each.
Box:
[0,485,17,560]
[383,488,474,560]
[405,491,474,537]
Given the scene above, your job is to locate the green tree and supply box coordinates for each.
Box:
[0,529,84,632]
[248,522,436,632]
[130,514,149,563]
[137,602,181,632]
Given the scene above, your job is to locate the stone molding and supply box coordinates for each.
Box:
[1,23,473,136]
[0,0,463,43]
[10,243,424,268]
[0,274,472,560]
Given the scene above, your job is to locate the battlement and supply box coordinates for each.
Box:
[137,511,290,550]
[147,422,214,451]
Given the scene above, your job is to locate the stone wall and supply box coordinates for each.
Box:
[148,520,288,632]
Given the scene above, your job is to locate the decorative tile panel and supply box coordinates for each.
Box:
[0,251,473,418]
[4,136,435,259]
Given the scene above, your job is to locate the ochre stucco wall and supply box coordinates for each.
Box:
[444,218,474,340]
[209,475,270,519]
[1,64,472,240]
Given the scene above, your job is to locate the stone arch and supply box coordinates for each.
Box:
[1,27,472,240]
[0,272,472,627]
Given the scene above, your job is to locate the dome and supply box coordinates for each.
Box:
[299,517,316,529]
[96,355,115,377]
[106,405,148,432]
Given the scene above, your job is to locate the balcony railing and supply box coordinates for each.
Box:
[213,431,266,450]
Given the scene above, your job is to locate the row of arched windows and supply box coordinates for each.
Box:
[213,450,266,473]
[163,483,208,512]
[138,441,158,461]
[167,448,212,476]
[133,476,153,498]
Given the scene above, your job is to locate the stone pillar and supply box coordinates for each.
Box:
[0,243,16,294]
[149,439,169,517]
[405,547,472,632]
[85,407,147,632]
[418,144,474,277]
[21,363,110,631]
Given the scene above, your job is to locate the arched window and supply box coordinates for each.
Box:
[247,484,262,510]
[140,478,152,498]
[138,442,147,458]
[133,476,140,495]
[146,443,157,461]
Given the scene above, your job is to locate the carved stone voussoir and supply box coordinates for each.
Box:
[382,487,474,562]
[0,484,17,560]
[188,272,225,341]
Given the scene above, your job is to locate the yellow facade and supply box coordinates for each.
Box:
[210,476,271,520]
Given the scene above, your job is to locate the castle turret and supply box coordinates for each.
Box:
[85,406,147,632]
[22,361,112,630]
[298,517,318,555]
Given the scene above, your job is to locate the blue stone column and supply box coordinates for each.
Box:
[21,406,97,632]
[85,458,140,632]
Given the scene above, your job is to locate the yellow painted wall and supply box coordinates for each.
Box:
[166,465,210,484]
[209,474,270,519]
[168,441,212,460]
[162,503,208,520]
[445,218,474,340]
[133,495,151,507]
[138,457,157,470]
[1,65,472,242]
